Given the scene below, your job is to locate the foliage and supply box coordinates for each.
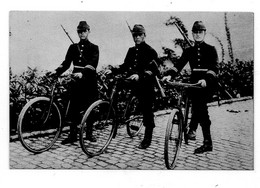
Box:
[224,12,234,63]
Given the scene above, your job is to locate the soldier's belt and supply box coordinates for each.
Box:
[193,68,208,72]
[74,65,95,71]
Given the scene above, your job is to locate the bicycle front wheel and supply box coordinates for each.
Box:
[125,96,143,137]
[164,108,183,169]
[17,97,62,153]
[79,100,116,157]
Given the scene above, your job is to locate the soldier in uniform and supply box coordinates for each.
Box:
[110,24,160,149]
[51,21,99,144]
[163,21,218,153]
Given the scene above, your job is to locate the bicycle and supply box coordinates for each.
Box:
[79,74,143,157]
[163,80,201,169]
[17,74,78,153]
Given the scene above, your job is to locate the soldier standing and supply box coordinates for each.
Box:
[51,21,99,144]
[110,24,160,149]
[163,21,218,153]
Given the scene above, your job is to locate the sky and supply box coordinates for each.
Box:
[9,11,253,75]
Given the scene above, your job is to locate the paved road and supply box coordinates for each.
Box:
[9,99,253,170]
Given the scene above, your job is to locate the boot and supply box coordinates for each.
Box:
[194,140,213,154]
[187,129,196,140]
[85,117,97,142]
[194,123,213,154]
[86,128,97,142]
[61,126,78,145]
[138,127,153,149]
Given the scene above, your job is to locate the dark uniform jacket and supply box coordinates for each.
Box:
[171,41,218,86]
[55,39,99,120]
[55,39,99,78]
[118,42,160,80]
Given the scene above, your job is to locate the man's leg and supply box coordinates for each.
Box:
[137,83,155,149]
[194,104,213,153]
[187,106,199,140]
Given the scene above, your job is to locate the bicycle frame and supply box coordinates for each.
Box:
[167,81,202,143]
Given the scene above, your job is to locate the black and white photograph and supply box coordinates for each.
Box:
[9,10,254,170]
[2,0,259,188]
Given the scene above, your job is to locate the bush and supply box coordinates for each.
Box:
[9,59,253,135]
[218,59,253,98]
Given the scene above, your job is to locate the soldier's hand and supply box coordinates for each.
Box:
[73,72,83,79]
[104,69,112,75]
[128,74,139,81]
[198,79,207,87]
[162,75,172,82]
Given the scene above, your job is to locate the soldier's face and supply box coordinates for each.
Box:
[192,30,206,42]
[133,33,145,45]
[77,29,89,40]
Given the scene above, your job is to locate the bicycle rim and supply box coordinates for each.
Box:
[79,100,116,157]
[17,97,62,153]
[125,96,143,137]
[164,108,183,169]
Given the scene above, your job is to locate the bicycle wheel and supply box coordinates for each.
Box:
[164,108,183,169]
[17,97,62,153]
[79,100,116,157]
[125,96,143,137]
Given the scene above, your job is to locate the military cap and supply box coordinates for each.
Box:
[77,21,90,31]
[132,24,146,34]
[192,21,206,32]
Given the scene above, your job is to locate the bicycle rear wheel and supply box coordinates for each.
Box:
[125,96,143,137]
[164,108,183,169]
[79,100,116,157]
[17,97,62,153]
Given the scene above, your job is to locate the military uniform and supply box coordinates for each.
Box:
[167,21,218,153]
[115,24,160,149]
[119,41,160,128]
[56,39,99,122]
[54,21,99,143]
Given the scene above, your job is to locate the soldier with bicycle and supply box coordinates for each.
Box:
[51,21,99,144]
[108,24,161,149]
[162,21,218,153]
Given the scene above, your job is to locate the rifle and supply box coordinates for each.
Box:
[173,22,193,47]
[125,21,166,98]
[61,25,75,44]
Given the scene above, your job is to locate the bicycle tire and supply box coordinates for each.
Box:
[17,97,62,153]
[125,96,143,137]
[79,100,116,157]
[164,108,183,169]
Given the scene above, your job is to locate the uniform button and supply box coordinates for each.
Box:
[198,64,201,67]
[135,59,137,62]
[81,45,84,47]
[136,48,138,51]
[198,58,200,61]
[79,60,81,62]
[81,50,83,52]
[198,47,200,50]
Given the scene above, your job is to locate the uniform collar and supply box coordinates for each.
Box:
[194,41,205,47]
[79,39,90,45]
[135,41,146,48]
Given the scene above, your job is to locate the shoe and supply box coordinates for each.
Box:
[86,134,97,142]
[138,139,151,149]
[187,130,196,140]
[61,135,77,145]
[194,144,213,154]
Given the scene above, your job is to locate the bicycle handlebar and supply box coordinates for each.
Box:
[165,80,202,88]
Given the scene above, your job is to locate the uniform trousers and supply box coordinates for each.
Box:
[189,88,212,145]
